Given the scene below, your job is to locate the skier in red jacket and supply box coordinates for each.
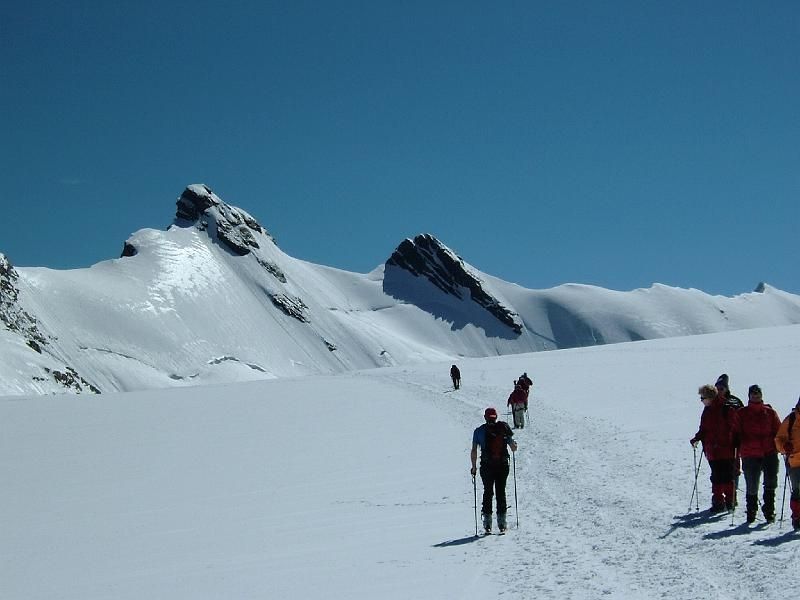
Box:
[736,384,781,523]
[691,383,741,513]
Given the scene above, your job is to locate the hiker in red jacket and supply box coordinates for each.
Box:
[737,384,781,523]
[691,383,741,513]
[507,383,528,429]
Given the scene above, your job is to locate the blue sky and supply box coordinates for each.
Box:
[2,1,798,296]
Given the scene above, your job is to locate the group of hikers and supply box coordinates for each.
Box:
[462,366,800,535]
[690,373,800,530]
[464,370,532,533]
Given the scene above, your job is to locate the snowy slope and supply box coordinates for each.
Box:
[2,184,800,396]
[3,325,798,599]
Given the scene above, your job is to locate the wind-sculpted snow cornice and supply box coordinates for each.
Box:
[174,184,274,256]
[385,234,523,335]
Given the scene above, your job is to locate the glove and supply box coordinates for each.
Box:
[690,437,699,447]
[470,467,477,476]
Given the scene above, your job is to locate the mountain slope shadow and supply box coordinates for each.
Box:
[383,234,522,340]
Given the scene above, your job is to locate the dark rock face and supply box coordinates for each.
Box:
[175,184,271,257]
[45,367,101,394]
[1,254,100,393]
[176,184,218,221]
[268,293,309,322]
[120,242,138,258]
[0,254,50,352]
[384,234,523,335]
[256,257,287,283]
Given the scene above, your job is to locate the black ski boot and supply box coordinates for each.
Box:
[745,494,758,524]
[762,489,776,524]
[482,513,492,534]
[497,512,507,533]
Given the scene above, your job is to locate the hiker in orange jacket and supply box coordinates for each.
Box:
[775,396,800,530]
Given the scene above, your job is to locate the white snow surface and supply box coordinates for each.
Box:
[3,324,799,599]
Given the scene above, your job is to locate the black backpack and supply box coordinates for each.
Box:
[483,422,510,462]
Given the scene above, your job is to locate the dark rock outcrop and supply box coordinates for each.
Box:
[256,257,287,283]
[1,254,100,393]
[1,254,50,351]
[175,184,272,256]
[384,234,523,335]
[45,367,101,394]
[121,242,138,258]
[269,293,309,323]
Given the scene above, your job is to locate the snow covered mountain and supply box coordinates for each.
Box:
[2,183,800,396]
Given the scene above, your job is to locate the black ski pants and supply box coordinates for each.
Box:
[742,454,779,498]
[479,459,509,515]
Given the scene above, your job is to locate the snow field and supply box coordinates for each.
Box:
[2,325,799,599]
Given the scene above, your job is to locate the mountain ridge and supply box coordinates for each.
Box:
[2,184,799,396]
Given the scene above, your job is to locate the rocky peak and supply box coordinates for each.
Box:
[174,184,274,256]
[0,254,50,353]
[385,234,522,335]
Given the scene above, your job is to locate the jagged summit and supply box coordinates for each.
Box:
[174,184,274,256]
[384,234,523,335]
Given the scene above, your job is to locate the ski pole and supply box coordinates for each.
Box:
[779,457,790,528]
[512,449,519,528]
[689,446,702,512]
[728,450,739,526]
[472,474,478,536]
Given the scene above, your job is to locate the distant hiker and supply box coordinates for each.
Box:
[517,372,533,395]
[690,383,741,513]
[715,373,744,408]
[737,384,781,523]
[507,382,528,429]
[450,365,461,390]
[714,373,743,504]
[775,396,800,530]
[470,407,517,533]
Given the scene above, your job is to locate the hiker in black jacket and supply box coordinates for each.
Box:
[450,364,461,390]
[470,407,517,533]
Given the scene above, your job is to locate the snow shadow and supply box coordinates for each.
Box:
[702,522,754,540]
[660,511,727,538]
[751,530,799,547]
[383,268,520,339]
[432,535,482,547]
